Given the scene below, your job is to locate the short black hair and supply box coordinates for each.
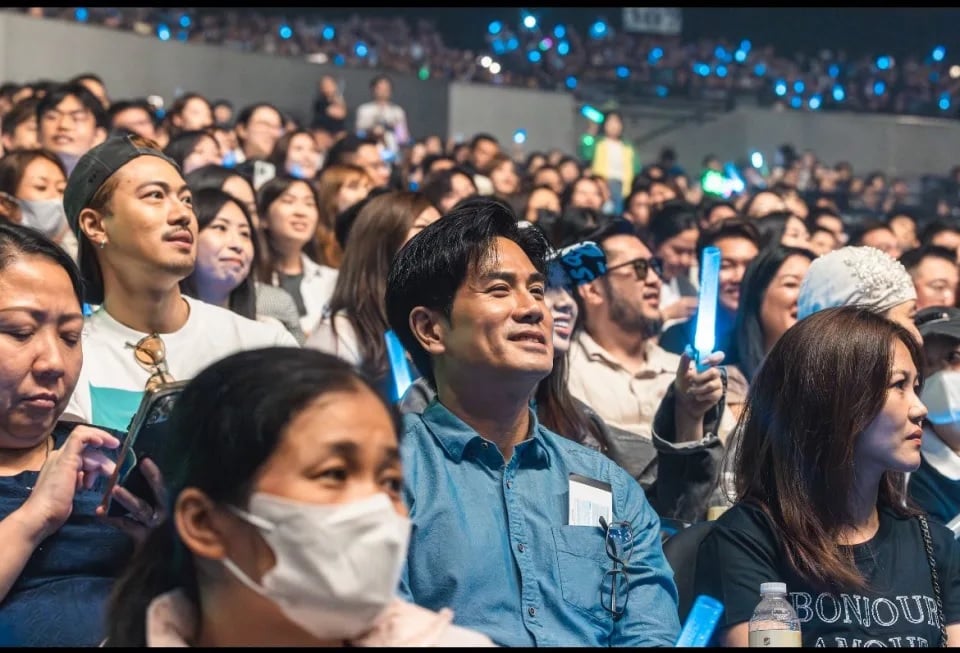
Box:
[696,217,761,262]
[920,219,960,246]
[107,98,155,126]
[849,219,895,247]
[385,196,549,386]
[899,244,958,272]
[469,132,499,150]
[322,133,379,170]
[1,97,39,137]
[36,82,108,129]
[369,73,391,89]
[647,198,699,247]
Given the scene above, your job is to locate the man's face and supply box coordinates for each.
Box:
[888,215,919,251]
[716,236,759,313]
[2,116,38,152]
[911,257,959,310]
[81,156,197,291]
[861,228,902,260]
[238,106,283,160]
[353,143,391,188]
[177,97,213,132]
[471,139,499,172]
[923,334,960,377]
[624,190,651,228]
[439,237,553,383]
[372,79,392,102]
[594,234,662,338]
[38,94,100,158]
[112,107,156,141]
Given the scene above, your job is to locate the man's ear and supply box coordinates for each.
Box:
[409,306,447,357]
[78,207,107,247]
[577,279,605,309]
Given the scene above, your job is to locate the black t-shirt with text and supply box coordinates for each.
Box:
[695,502,960,647]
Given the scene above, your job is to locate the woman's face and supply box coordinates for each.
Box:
[265,181,319,250]
[808,229,838,256]
[335,175,373,214]
[0,255,82,449]
[179,97,214,132]
[780,216,811,249]
[16,157,67,202]
[524,187,561,223]
[221,175,259,228]
[195,200,254,298]
[570,178,603,211]
[285,133,321,181]
[490,159,519,197]
[759,255,811,351]
[855,340,926,476]
[404,205,441,245]
[746,192,787,218]
[656,228,699,280]
[544,285,578,355]
[182,135,222,175]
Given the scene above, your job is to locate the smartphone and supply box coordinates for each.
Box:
[101,381,188,518]
[252,160,277,190]
[675,595,724,647]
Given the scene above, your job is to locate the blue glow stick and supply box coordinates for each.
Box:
[693,246,721,372]
[675,594,725,647]
[384,330,413,403]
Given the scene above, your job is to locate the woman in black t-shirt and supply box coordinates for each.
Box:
[695,306,960,647]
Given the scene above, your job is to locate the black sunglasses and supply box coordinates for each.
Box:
[604,256,663,281]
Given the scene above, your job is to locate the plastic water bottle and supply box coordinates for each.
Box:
[748,582,801,647]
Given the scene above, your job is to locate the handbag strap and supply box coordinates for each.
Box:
[918,514,948,647]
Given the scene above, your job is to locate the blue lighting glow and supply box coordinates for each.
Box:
[157,24,171,41]
[355,42,368,57]
[565,75,578,89]
[933,46,947,62]
[940,94,951,111]
[177,30,188,42]
[74,7,88,22]
[808,95,822,110]
[740,39,752,52]
[507,37,519,51]
[279,25,292,40]
[750,151,763,168]
[716,65,728,78]
[527,50,542,63]
[833,85,845,102]
[774,80,787,96]
[488,21,502,35]
[754,62,767,76]
[539,38,552,51]
[616,65,630,79]
[589,20,608,39]
[522,14,537,30]
[873,80,886,95]
[876,55,891,70]
[828,64,840,78]
[557,41,570,56]
[734,49,747,63]
[793,80,805,93]
[790,96,802,109]
[714,46,729,61]
[513,129,527,144]
[492,39,506,55]
[322,25,335,40]
[648,47,663,64]
[655,85,668,97]
[334,54,345,66]
[695,62,711,77]
[930,71,941,83]
[179,14,190,28]
[554,24,566,39]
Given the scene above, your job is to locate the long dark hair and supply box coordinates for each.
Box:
[179,188,259,320]
[256,175,322,281]
[731,306,922,592]
[105,347,392,646]
[327,191,434,381]
[729,244,815,380]
[535,352,602,446]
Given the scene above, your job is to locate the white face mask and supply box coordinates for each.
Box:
[18,198,67,238]
[221,492,410,641]
[921,370,960,425]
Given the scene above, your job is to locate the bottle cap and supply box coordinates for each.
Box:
[760,582,787,594]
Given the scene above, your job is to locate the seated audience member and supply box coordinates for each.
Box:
[420,166,479,215]
[62,134,297,431]
[887,209,920,252]
[255,175,338,339]
[163,93,214,141]
[697,196,738,229]
[725,245,816,418]
[267,128,322,182]
[909,307,960,527]
[560,175,605,214]
[850,219,903,260]
[808,224,841,255]
[741,189,787,219]
[1,97,40,152]
[233,102,285,163]
[307,191,440,391]
[322,134,392,191]
[696,306,960,648]
[659,218,762,357]
[162,130,222,175]
[103,348,494,647]
[622,180,653,230]
[519,184,562,226]
[385,197,681,646]
[806,205,848,247]
[314,163,375,268]
[647,199,700,329]
[798,246,922,344]
[921,220,960,259]
[0,222,161,646]
[753,209,811,250]
[900,245,959,311]
[107,99,158,142]
[0,149,77,256]
[36,82,108,176]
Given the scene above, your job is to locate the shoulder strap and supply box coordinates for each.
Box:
[917,514,948,647]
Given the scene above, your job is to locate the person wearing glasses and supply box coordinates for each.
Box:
[385,197,680,647]
[60,133,297,432]
[658,218,762,357]
[103,347,494,647]
[35,82,108,176]
[566,218,734,522]
[234,102,285,164]
[696,306,960,648]
[0,222,162,646]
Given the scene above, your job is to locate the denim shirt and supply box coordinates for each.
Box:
[398,400,681,647]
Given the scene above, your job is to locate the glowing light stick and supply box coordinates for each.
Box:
[385,330,414,403]
[693,246,721,372]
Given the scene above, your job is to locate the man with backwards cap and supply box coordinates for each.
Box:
[63,133,297,432]
[909,306,960,531]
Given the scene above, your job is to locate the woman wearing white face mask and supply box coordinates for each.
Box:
[104,347,494,647]
[0,149,78,258]
[910,306,960,531]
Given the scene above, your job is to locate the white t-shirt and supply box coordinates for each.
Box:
[65,295,299,431]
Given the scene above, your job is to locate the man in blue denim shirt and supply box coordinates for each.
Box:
[385,197,681,646]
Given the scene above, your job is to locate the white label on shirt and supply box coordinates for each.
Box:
[568,473,613,527]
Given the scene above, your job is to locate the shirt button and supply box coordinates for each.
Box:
[506,480,513,489]
[528,607,536,617]
[518,543,526,553]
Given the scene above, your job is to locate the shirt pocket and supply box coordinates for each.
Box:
[551,525,615,623]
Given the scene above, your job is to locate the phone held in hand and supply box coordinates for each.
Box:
[100,381,187,518]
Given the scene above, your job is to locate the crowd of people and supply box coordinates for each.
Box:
[1,14,960,648]
[15,7,960,118]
